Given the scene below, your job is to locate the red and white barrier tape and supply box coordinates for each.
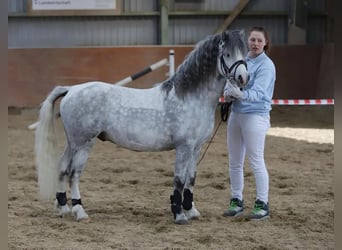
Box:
[271,99,334,105]
[219,97,334,105]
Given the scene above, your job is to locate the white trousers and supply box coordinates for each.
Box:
[227,111,270,203]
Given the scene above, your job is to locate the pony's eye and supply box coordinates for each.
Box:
[226,53,230,57]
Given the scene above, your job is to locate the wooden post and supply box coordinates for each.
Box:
[160,0,169,45]
[326,0,334,43]
[215,0,250,33]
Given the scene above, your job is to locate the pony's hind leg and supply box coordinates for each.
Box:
[70,173,89,221]
[68,140,95,221]
[54,146,72,217]
[55,176,71,217]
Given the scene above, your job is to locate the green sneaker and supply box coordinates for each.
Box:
[249,199,270,220]
[223,198,244,217]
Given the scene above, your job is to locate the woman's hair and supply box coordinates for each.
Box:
[248,26,271,54]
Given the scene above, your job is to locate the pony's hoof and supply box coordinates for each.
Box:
[71,204,89,221]
[54,200,70,218]
[184,203,200,220]
[174,212,189,225]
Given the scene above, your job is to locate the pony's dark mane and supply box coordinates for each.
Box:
[161,34,221,97]
[161,30,246,98]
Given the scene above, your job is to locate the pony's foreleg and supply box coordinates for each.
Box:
[183,180,200,220]
[171,145,192,224]
[183,147,201,220]
[170,189,188,225]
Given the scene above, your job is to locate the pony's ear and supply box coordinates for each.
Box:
[221,29,229,41]
[239,29,245,38]
[221,31,226,41]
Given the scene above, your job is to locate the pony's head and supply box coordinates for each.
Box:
[217,29,249,88]
[161,29,249,98]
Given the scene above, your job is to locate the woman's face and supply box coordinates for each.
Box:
[248,31,267,58]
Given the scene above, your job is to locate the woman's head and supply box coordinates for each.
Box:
[247,26,271,57]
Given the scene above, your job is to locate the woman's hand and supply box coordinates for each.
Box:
[225,81,244,99]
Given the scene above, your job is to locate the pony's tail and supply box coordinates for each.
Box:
[35,86,70,201]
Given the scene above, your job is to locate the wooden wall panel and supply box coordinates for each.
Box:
[8,45,333,107]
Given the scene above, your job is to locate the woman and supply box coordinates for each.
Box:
[222,26,276,220]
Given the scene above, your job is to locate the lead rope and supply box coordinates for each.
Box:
[196,101,231,166]
[196,116,224,167]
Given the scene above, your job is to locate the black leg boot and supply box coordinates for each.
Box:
[182,189,193,210]
[170,189,188,224]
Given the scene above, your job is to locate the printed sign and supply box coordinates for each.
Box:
[28,0,120,15]
[32,0,116,10]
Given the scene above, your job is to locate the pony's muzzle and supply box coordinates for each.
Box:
[238,75,243,85]
[237,73,249,87]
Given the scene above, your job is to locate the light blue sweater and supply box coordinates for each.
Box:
[230,51,276,115]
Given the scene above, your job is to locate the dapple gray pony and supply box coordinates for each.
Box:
[31,29,248,224]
